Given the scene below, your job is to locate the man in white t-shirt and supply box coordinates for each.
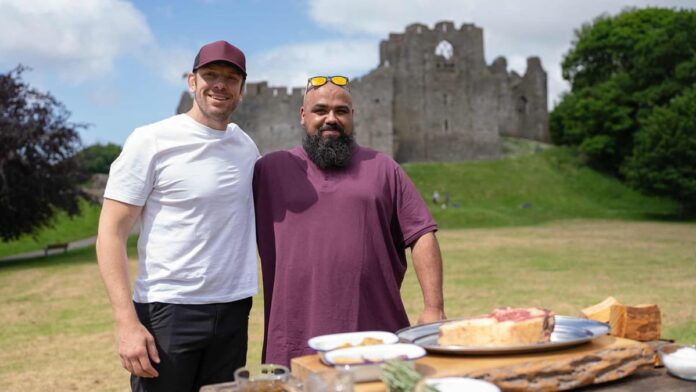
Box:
[97,40,259,392]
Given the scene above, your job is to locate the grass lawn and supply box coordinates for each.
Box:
[1,221,694,391]
[0,199,101,258]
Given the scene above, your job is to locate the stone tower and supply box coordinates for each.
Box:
[177,21,549,162]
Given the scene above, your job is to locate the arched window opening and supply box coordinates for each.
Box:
[435,40,454,61]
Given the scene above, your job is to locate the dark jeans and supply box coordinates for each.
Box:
[131,297,252,392]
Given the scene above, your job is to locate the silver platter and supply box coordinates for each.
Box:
[396,315,609,355]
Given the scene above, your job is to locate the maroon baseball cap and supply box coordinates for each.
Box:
[192,40,247,77]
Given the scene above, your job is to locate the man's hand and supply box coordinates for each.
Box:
[417,307,446,325]
[118,320,160,378]
[97,199,155,377]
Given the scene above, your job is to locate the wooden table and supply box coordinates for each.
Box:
[201,337,695,391]
[578,367,694,391]
[290,336,695,391]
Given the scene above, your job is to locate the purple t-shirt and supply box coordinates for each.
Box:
[253,145,437,366]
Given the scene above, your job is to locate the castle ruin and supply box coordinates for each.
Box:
[177,21,549,162]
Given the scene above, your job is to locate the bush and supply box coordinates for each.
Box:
[625,87,696,214]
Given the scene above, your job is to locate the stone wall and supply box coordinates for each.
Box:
[177,21,549,162]
[231,82,305,153]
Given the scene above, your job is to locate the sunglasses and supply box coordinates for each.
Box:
[306,75,349,89]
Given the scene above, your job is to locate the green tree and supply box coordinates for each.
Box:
[0,66,86,241]
[551,8,696,176]
[625,87,696,215]
[75,143,121,174]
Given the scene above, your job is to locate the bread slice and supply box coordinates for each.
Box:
[438,307,555,347]
[581,296,621,323]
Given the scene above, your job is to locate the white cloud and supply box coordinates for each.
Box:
[247,39,378,89]
[0,0,153,83]
[141,45,194,85]
[307,0,696,107]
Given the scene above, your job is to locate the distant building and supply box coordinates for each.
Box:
[177,21,549,162]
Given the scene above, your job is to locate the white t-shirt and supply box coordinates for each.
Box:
[104,114,260,304]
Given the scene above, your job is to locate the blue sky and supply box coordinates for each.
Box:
[1,0,694,146]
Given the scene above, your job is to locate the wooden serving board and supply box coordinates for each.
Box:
[291,336,654,391]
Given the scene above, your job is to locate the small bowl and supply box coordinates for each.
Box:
[658,344,696,381]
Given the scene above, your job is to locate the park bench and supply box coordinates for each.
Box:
[44,243,68,256]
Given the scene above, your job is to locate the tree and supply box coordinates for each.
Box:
[625,87,696,215]
[0,66,86,241]
[551,8,696,176]
[75,143,121,174]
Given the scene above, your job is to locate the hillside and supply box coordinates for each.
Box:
[0,145,682,258]
[0,200,101,258]
[404,147,679,229]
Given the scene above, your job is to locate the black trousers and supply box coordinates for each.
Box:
[131,297,252,392]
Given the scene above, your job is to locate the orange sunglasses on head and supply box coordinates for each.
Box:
[306,75,349,90]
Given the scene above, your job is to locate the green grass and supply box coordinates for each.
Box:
[404,147,679,229]
[0,199,101,258]
[0,142,693,391]
[400,221,696,344]
[0,145,686,259]
[1,222,695,392]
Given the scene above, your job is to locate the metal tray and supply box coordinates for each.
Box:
[396,316,609,355]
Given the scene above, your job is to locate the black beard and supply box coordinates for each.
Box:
[302,126,354,169]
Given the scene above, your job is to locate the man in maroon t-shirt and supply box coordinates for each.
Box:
[253,75,446,366]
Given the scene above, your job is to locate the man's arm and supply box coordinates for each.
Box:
[410,231,446,324]
[96,199,159,378]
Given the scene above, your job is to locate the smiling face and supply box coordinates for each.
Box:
[301,83,354,138]
[187,62,245,130]
[300,83,356,169]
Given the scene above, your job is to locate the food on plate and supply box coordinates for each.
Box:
[332,354,409,365]
[438,307,555,347]
[336,337,384,349]
[581,297,661,341]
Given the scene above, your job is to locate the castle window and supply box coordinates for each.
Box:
[444,119,449,132]
[517,96,528,114]
[435,40,453,61]
[443,93,448,105]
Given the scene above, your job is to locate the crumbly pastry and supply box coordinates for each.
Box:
[438,307,555,347]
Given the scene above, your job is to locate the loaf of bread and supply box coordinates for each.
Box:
[581,297,661,341]
[438,307,555,347]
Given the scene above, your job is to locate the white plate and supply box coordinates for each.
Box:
[308,331,399,352]
[425,377,500,392]
[321,343,426,382]
[322,343,426,366]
